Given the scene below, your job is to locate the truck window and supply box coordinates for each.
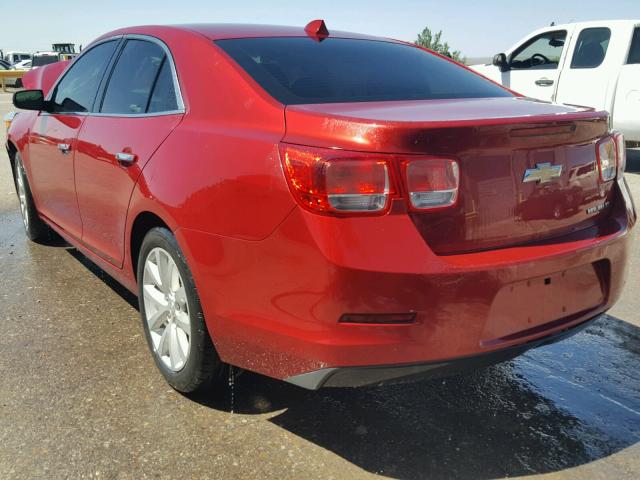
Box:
[509,31,567,70]
[571,28,611,68]
[628,27,640,64]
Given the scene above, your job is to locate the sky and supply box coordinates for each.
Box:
[1,0,638,58]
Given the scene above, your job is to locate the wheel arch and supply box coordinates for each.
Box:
[129,211,172,281]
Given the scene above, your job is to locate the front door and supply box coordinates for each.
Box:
[74,38,183,267]
[29,113,84,238]
[27,40,119,239]
[506,29,571,101]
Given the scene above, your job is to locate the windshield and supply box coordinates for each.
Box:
[215,37,511,105]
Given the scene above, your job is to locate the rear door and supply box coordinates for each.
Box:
[74,37,183,267]
[506,29,570,101]
[28,40,119,239]
[555,26,615,110]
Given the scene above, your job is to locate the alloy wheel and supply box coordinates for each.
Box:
[14,162,29,231]
[142,247,191,371]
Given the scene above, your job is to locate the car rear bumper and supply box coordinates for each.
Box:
[285,314,598,389]
[177,177,636,386]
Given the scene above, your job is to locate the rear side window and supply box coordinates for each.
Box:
[50,40,118,113]
[101,39,166,114]
[216,37,511,105]
[571,28,611,68]
[147,59,179,113]
[628,27,640,64]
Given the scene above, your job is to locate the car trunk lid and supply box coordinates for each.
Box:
[283,97,613,254]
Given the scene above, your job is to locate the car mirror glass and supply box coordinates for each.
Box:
[13,89,46,111]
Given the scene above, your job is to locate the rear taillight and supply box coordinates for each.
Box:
[404,158,459,210]
[280,144,460,216]
[325,160,390,212]
[613,132,626,176]
[280,144,393,214]
[596,136,617,182]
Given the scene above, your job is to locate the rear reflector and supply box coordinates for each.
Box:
[339,312,417,324]
[596,136,617,182]
[404,158,459,210]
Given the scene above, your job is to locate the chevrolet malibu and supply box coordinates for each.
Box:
[5,22,636,393]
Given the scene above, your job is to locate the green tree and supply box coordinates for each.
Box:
[415,27,465,64]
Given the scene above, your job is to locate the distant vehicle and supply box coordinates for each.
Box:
[28,45,78,68]
[471,20,640,144]
[0,58,21,87]
[52,43,78,61]
[4,22,636,394]
[12,59,32,70]
[3,51,31,65]
[32,52,61,68]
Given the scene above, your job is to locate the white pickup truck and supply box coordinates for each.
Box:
[471,20,640,144]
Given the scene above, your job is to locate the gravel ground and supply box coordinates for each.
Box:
[0,92,639,479]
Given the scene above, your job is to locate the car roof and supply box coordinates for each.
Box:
[104,23,395,42]
[545,19,640,30]
[181,23,389,41]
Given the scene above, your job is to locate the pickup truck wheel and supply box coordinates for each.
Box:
[137,227,225,393]
[13,152,54,243]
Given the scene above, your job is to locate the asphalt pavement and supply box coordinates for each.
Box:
[0,92,639,479]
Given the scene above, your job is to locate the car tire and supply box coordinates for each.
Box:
[13,152,54,243]
[137,227,224,393]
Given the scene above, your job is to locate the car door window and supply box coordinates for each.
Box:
[50,40,118,113]
[510,31,567,70]
[628,27,640,64]
[571,28,611,68]
[100,39,166,114]
[147,58,179,113]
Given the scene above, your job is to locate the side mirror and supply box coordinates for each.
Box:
[13,89,46,111]
[492,53,509,72]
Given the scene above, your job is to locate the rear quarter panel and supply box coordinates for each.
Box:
[122,31,296,350]
[126,28,294,242]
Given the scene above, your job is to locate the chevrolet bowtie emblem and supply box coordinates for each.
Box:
[522,163,562,184]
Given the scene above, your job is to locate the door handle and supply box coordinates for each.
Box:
[535,78,554,86]
[57,143,71,154]
[115,152,136,165]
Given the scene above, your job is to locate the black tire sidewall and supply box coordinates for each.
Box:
[137,227,220,393]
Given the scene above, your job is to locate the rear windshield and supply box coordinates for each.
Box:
[215,37,512,105]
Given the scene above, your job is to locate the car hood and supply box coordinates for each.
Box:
[21,60,69,96]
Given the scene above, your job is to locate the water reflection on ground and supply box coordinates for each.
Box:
[193,315,639,479]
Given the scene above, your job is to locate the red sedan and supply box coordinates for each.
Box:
[5,21,636,392]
